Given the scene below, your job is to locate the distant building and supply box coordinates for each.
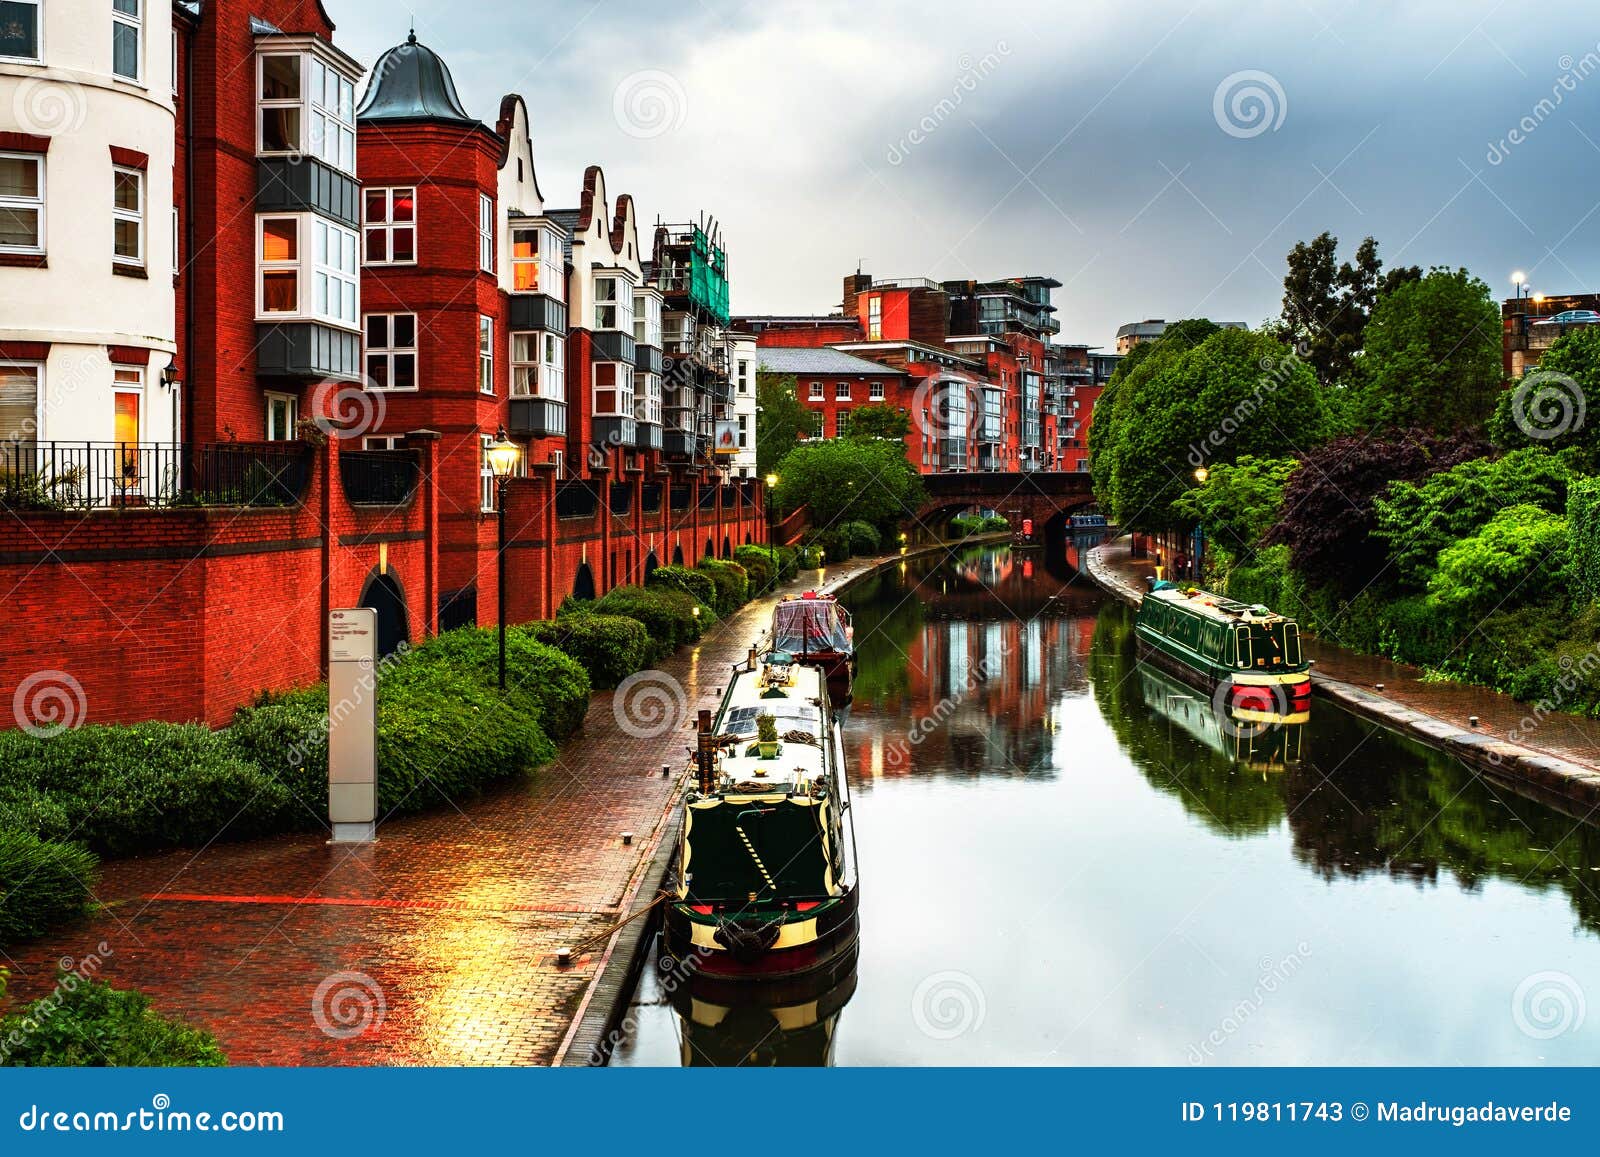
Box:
[1114,318,1245,353]
[1501,293,1600,379]
[729,331,758,478]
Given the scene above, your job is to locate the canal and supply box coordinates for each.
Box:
[612,544,1600,1066]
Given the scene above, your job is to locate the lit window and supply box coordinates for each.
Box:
[835,381,851,400]
[478,194,494,273]
[257,214,358,327]
[258,216,298,313]
[808,380,823,399]
[264,392,297,441]
[867,295,882,340]
[364,314,416,390]
[112,167,143,267]
[112,0,141,81]
[479,315,494,394]
[0,1,40,62]
[511,331,563,399]
[593,362,634,416]
[363,187,415,265]
[0,153,44,253]
[870,381,885,399]
[510,226,543,291]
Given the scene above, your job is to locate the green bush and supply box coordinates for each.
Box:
[697,558,750,615]
[647,564,717,609]
[733,545,776,594]
[1427,505,1571,616]
[773,545,801,581]
[800,545,826,569]
[593,585,714,660]
[1568,476,1600,607]
[0,832,97,946]
[518,614,650,689]
[402,628,590,741]
[0,724,290,857]
[840,520,882,555]
[0,976,226,1067]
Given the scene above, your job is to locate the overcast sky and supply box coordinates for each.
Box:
[331,0,1600,349]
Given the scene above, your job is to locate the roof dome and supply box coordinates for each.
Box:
[356,31,475,125]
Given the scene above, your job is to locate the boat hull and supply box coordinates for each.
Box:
[1134,631,1311,715]
[661,886,860,982]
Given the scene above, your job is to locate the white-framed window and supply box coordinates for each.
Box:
[593,362,634,416]
[867,294,882,340]
[112,166,143,267]
[593,275,633,332]
[364,313,416,391]
[511,331,564,399]
[312,217,357,325]
[479,315,494,394]
[0,360,40,445]
[632,292,662,347]
[170,28,178,92]
[363,187,415,265]
[258,215,298,314]
[510,225,547,292]
[870,380,885,400]
[0,153,44,254]
[479,434,518,511]
[634,372,662,425]
[363,435,402,450]
[256,51,358,175]
[738,413,748,448]
[171,204,178,270]
[550,449,564,479]
[737,359,750,393]
[835,380,851,400]
[264,391,297,441]
[808,380,823,400]
[112,0,141,81]
[256,213,358,327]
[478,194,494,273]
[0,1,41,63]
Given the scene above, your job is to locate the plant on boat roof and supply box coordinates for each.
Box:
[756,712,778,743]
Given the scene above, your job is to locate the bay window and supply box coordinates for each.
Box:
[632,292,662,347]
[256,50,358,175]
[312,217,357,325]
[0,153,44,253]
[112,166,143,267]
[510,226,541,292]
[593,363,633,416]
[363,187,415,265]
[309,57,355,171]
[634,372,662,425]
[478,315,494,394]
[364,313,416,390]
[258,217,298,313]
[256,214,359,328]
[0,1,40,62]
[112,0,140,81]
[511,331,563,399]
[478,194,494,272]
[593,275,633,332]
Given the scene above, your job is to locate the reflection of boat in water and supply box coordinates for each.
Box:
[1138,661,1305,770]
[1135,582,1312,718]
[661,942,858,1066]
[771,591,855,685]
[662,651,859,981]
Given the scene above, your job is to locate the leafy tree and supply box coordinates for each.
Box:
[1567,476,1600,606]
[1372,447,1577,587]
[1489,326,1600,460]
[1354,267,1503,432]
[1103,327,1330,531]
[773,437,925,534]
[1427,504,1571,616]
[755,372,807,477]
[1170,455,1297,560]
[1279,232,1420,386]
[1263,430,1485,594]
[845,403,911,441]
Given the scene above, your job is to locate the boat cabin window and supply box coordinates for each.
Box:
[724,703,820,736]
[1235,626,1252,669]
[1282,622,1301,665]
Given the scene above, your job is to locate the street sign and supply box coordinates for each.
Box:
[328,607,378,844]
[713,418,739,455]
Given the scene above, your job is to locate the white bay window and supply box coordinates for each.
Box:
[593,363,633,416]
[511,331,563,399]
[634,372,662,425]
[256,213,359,329]
[256,49,359,175]
[593,275,633,332]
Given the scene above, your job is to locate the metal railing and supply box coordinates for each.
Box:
[339,449,420,506]
[0,441,313,511]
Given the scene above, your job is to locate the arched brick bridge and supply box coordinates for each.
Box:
[911,471,1098,534]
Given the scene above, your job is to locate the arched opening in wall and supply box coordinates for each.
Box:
[644,550,660,580]
[359,570,410,658]
[722,536,732,559]
[704,537,715,560]
[672,544,684,565]
[573,562,596,603]
[626,549,633,584]
[744,533,753,546]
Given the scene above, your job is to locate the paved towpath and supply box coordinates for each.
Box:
[1,554,897,1066]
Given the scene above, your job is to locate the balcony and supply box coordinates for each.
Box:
[508,398,567,439]
[257,322,362,382]
[339,448,419,506]
[0,441,314,511]
[591,331,635,365]
[635,345,664,376]
[636,422,663,451]
[509,294,568,335]
[592,415,636,449]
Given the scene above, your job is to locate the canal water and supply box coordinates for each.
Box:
[611,544,1600,1066]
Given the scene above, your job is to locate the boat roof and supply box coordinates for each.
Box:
[710,659,831,796]
[1147,585,1292,626]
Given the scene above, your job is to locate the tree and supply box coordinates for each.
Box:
[1427,505,1571,616]
[1489,326,1600,459]
[755,373,807,477]
[845,403,911,441]
[1354,267,1503,432]
[1170,455,1297,561]
[772,438,924,534]
[1279,232,1420,386]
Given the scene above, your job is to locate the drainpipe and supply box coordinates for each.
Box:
[182,17,195,452]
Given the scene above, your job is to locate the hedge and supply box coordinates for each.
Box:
[403,628,591,741]
[733,545,778,593]
[518,614,650,690]
[647,564,717,609]
[840,520,882,555]
[0,976,226,1067]
[0,832,97,946]
[696,558,750,616]
[589,585,714,660]
[0,723,291,857]
[1569,476,1600,607]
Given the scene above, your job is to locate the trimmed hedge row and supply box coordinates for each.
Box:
[0,831,97,946]
[583,585,715,661]
[519,614,650,689]
[696,559,750,616]
[647,564,717,608]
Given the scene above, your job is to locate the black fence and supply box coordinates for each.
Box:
[555,480,599,520]
[0,441,314,511]
[670,485,691,512]
[640,483,662,513]
[339,449,420,506]
[609,482,632,516]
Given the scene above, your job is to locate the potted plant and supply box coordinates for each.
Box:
[756,712,780,759]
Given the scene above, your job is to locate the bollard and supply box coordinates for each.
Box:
[622,831,634,846]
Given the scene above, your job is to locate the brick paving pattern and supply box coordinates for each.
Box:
[1,557,892,1066]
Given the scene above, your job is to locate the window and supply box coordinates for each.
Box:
[264,392,297,441]
[480,435,497,512]
[737,414,748,448]
[365,314,416,390]
[309,57,355,171]
[593,275,633,332]
[478,315,494,394]
[808,380,823,400]
[0,361,40,445]
[312,217,357,325]
[632,292,661,347]
[550,449,564,479]
[112,166,143,266]
[363,187,415,265]
[0,1,41,62]
[112,0,140,81]
[737,359,750,393]
[867,295,882,340]
[256,51,357,174]
[171,204,178,270]
[0,153,43,253]
[511,331,563,399]
[807,411,824,439]
[593,363,634,416]
[258,54,302,153]
[835,381,851,400]
[170,28,178,92]
[258,216,298,313]
[634,372,662,425]
[870,380,885,399]
[478,194,494,273]
[363,435,402,450]
[835,411,851,438]
[510,226,542,291]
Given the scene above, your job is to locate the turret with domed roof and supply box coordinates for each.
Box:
[356,29,477,126]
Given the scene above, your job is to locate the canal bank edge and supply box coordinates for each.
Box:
[1081,538,1600,812]
[557,533,1011,1066]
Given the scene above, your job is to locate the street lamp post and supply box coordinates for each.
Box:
[765,472,779,591]
[1192,465,1209,583]
[1512,271,1529,307]
[488,426,520,691]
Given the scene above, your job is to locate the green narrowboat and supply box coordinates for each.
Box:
[1134,581,1312,717]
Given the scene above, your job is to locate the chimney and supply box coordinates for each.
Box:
[843,271,872,319]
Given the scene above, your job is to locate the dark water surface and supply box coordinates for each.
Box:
[613,546,1600,1066]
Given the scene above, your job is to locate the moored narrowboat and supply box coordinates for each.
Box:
[1134,582,1312,717]
[770,591,855,684]
[662,651,859,980]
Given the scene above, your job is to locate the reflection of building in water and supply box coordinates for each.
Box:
[1138,662,1304,772]
[668,951,858,1067]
